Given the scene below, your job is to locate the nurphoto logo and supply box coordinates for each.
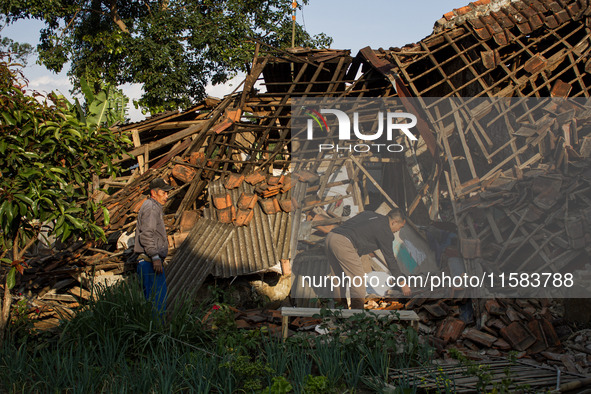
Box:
[303,106,418,153]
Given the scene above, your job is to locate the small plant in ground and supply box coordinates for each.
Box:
[303,375,330,393]
[268,376,293,393]
[220,354,275,392]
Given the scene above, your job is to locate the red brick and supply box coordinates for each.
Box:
[267,175,284,186]
[224,173,244,190]
[244,171,266,185]
[500,322,536,351]
[491,10,515,28]
[436,317,466,342]
[520,5,538,18]
[485,299,504,315]
[551,80,572,97]
[516,21,533,34]
[481,50,496,69]
[237,192,258,210]
[210,119,232,134]
[555,9,570,23]
[527,320,550,354]
[567,2,581,17]
[469,17,486,29]
[493,32,508,46]
[259,198,280,215]
[529,13,544,29]
[463,328,498,347]
[443,11,455,21]
[524,54,547,74]
[547,1,563,13]
[234,208,254,226]
[545,14,560,28]
[424,303,447,318]
[494,338,512,350]
[279,199,292,212]
[218,206,235,223]
[293,170,319,184]
[189,151,205,166]
[455,5,472,15]
[172,164,197,183]
[530,0,548,13]
[212,193,232,210]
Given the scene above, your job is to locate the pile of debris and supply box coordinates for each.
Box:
[7,1,591,380]
[13,241,132,330]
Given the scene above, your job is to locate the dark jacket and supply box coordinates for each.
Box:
[134,197,168,259]
[331,211,401,275]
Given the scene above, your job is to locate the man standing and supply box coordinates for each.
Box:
[134,177,172,314]
[325,208,411,309]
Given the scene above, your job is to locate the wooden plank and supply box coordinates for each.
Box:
[486,209,504,244]
[345,160,364,212]
[350,156,398,209]
[451,100,478,179]
[131,129,145,174]
[114,122,205,164]
[143,144,149,173]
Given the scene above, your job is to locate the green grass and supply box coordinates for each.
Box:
[0,278,441,393]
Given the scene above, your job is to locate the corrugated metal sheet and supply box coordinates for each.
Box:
[269,210,291,260]
[165,217,235,306]
[205,178,291,278]
[290,246,332,307]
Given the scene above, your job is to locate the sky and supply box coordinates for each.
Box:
[1,1,470,122]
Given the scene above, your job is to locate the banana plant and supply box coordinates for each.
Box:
[76,76,129,128]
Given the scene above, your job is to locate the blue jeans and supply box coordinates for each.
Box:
[137,258,167,315]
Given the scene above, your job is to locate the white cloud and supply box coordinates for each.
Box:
[28,75,72,89]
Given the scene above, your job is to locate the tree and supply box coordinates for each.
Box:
[0,56,130,343]
[1,0,332,112]
[0,16,33,65]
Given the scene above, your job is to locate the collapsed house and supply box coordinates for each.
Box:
[14,0,591,376]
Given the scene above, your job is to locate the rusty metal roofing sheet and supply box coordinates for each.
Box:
[165,217,235,306]
[290,246,332,308]
[205,178,291,278]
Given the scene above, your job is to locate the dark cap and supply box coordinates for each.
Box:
[149,178,172,191]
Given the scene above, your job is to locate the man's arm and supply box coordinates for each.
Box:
[376,226,411,296]
[376,230,401,276]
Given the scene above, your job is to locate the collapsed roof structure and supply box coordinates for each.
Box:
[18,0,591,366]
[99,0,591,302]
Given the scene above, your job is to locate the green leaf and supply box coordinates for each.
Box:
[65,214,83,229]
[14,193,34,206]
[6,266,16,290]
[102,206,110,226]
[61,226,71,242]
[79,77,95,103]
[1,112,16,125]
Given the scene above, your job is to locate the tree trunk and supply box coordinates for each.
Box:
[0,276,11,345]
